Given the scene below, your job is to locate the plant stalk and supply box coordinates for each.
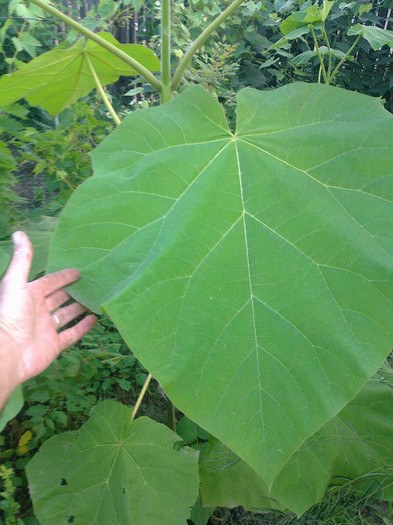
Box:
[160,0,172,103]
[329,33,362,83]
[322,28,332,82]
[167,400,176,432]
[310,26,327,84]
[172,0,244,90]
[130,373,152,425]
[29,0,161,91]
[84,52,121,126]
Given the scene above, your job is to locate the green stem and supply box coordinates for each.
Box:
[329,33,362,84]
[30,0,161,91]
[84,52,121,126]
[129,373,152,425]
[167,400,176,432]
[172,0,244,90]
[310,26,327,84]
[160,0,172,103]
[322,28,332,82]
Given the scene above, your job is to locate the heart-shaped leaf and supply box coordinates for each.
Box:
[48,83,393,487]
[26,401,199,524]
[0,33,160,115]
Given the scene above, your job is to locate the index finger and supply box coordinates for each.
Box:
[33,268,81,296]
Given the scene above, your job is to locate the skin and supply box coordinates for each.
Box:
[0,231,96,410]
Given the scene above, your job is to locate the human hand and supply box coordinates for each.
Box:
[0,231,96,403]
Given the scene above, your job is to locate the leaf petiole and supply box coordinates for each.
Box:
[84,52,121,126]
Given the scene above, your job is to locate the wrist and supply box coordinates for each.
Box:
[0,328,20,409]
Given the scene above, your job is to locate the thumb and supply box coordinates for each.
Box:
[2,231,33,288]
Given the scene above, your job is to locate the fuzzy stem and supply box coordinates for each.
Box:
[30,0,161,90]
[329,33,362,83]
[322,28,332,82]
[160,0,172,103]
[310,26,327,84]
[84,52,121,125]
[130,373,152,425]
[172,0,244,90]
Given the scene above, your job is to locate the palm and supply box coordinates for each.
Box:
[0,232,96,386]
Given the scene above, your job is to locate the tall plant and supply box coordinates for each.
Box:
[1,1,393,523]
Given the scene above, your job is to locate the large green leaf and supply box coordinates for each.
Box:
[26,401,199,524]
[0,33,160,115]
[200,377,393,515]
[48,83,393,488]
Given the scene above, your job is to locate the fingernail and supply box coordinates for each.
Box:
[12,231,23,246]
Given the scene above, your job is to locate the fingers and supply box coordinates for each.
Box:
[52,302,87,329]
[2,231,33,289]
[59,314,97,349]
[46,289,72,311]
[33,268,80,296]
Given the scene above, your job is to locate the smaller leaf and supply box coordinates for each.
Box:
[268,26,311,51]
[123,87,144,96]
[0,33,160,114]
[279,1,332,35]
[348,23,393,50]
[292,46,346,65]
[26,401,199,525]
[0,386,24,433]
[17,430,33,455]
[19,32,42,58]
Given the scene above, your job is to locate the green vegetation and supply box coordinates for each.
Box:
[1,1,393,524]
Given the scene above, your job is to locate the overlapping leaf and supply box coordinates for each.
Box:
[0,216,58,279]
[200,377,393,514]
[0,33,160,114]
[48,83,393,489]
[26,401,199,524]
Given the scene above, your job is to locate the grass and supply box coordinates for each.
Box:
[208,490,392,524]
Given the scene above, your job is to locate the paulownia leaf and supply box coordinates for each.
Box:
[280,1,333,35]
[48,83,393,488]
[348,23,393,51]
[26,400,199,525]
[0,33,160,115]
[200,377,393,515]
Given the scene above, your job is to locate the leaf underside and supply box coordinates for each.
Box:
[48,83,393,491]
[0,33,160,115]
